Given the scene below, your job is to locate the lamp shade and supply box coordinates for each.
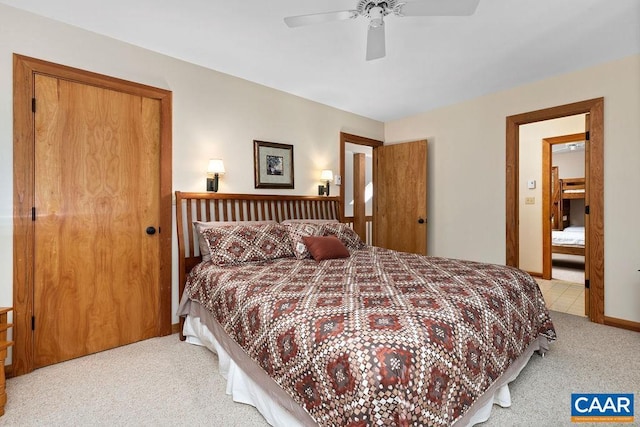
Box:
[207,159,225,175]
[320,169,333,181]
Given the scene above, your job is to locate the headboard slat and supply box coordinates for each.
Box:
[259,200,266,221]
[185,200,195,257]
[230,200,237,221]
[267,200,273,220]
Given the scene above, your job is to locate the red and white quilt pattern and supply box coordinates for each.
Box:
[184,247,556,426]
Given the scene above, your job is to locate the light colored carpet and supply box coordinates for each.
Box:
[2,311,638,426]
[481,312,639,426]
[2,335,268,427]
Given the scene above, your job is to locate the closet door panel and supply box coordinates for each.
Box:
[33,74,161,367]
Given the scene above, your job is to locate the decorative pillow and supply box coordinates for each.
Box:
[320,223,366,250]
[201,223,294,266]
[302,235,350,261]
[283,222,323,259]
[194,220,276,262]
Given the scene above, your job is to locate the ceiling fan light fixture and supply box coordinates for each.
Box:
[370,17,384,28]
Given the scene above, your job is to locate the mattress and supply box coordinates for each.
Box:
[552,226,585,247]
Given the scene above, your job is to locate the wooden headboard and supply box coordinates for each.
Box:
[175,191,341,303]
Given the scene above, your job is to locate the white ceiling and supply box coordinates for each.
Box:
[553,142,585,154]
[2,0,639,122]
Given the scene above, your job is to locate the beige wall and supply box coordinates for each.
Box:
[518,115,585,273]
[554,150,586,180]
[385,54,640,323]
[0,5,384,327]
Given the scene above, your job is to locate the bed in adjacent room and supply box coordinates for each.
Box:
[552,226,585,256]
[551,174,586,256]
[176,192,556,427]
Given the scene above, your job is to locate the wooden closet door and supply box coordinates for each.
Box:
[33,74,161,367]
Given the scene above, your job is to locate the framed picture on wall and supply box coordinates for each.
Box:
[253,140,295,189]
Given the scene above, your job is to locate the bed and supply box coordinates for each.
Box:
[551,175,586,256]
[552,226,585,256]
[176,192,556,426]
[558,177,585,199]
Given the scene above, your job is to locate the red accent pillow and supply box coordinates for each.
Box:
[302,235,350,261]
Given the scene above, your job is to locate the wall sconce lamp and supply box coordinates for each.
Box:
[319,169,333,196]
[206,159,225,192]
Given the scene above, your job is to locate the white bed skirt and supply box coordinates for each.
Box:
[182,303,549,427]
[184,315,307,426]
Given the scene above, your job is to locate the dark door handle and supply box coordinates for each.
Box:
[418,217,425,224]
[146,226,157,235]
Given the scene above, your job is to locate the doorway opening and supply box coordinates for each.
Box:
[543,133,587,281]
[339,132,383,245]
[543,131,587,316]
[506,98,604,324]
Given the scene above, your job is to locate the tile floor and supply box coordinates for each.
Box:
[536,278,586,316]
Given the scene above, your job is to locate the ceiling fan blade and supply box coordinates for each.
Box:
[366,22,386,61]
[397,0,480,16]
[284,10,358,28]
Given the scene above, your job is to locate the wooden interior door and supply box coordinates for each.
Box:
[33,74,161,367]
[374,140,428,254]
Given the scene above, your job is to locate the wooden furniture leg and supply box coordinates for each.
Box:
[0,308,14,416]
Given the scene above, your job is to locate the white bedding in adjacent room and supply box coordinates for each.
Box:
[552,226,585,246]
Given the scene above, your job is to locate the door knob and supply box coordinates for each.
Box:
[418,217,425,224]
[146,226,157,235]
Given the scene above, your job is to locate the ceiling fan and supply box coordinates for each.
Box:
[284,0,480,61]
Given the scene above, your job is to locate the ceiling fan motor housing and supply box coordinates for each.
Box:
[357,0,399,18]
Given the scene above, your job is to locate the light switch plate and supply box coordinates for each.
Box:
[334,175,342,185]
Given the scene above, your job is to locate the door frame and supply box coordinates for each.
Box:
[339,132,383,241]
[541,132,586,280]
[505,98,604,324]
[13,54,173,376]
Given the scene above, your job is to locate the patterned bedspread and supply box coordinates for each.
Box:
[183,246,556,426]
